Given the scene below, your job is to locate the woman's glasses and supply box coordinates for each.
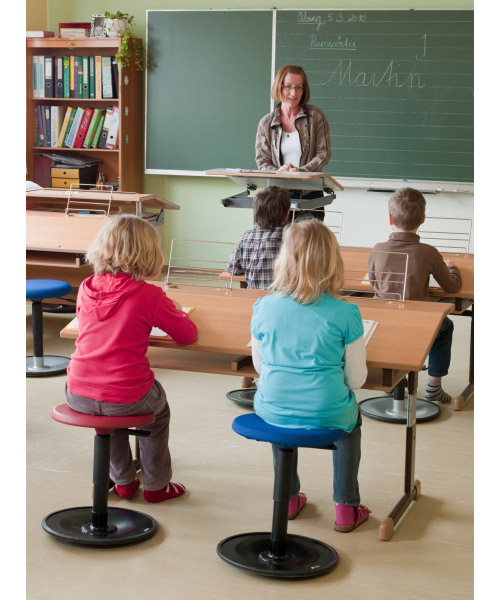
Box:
[282,84,305,92]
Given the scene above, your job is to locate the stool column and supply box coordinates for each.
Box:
[92,433,111,531]
[270,447,294,559]
[31,300,44,367]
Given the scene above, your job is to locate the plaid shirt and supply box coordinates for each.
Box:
[226,225,285,289]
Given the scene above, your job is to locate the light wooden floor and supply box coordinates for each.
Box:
[26,307,473,599]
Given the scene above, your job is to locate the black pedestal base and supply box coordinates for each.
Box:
[42,506,157,546]
[226,389,256,407]
[217,532,338,578]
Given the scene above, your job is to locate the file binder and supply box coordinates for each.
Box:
[44,105,51,147]
[82,56,89,99]
[50,106,65,148]
[74,107,94,148]
[62,108,77,147]
[44,56,54,97]
[55,56,63,98]
[89,56,95,99]
[57,107,73,147]
[63,56,70,98]
[83,108,102,148]
[101,56,113,99]
[105,107,120,149]
[64,107,84,148]
[97,106,114,149]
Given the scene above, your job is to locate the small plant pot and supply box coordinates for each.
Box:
[105,18,127,38]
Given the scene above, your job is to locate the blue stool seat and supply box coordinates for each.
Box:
[217,412,341,579]
[26,279,72,377]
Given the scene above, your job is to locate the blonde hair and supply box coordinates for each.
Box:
[85,214,164,280]
[270,219,344,304]
[388,187,426,230]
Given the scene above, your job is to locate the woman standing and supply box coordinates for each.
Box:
[255,65,331,220]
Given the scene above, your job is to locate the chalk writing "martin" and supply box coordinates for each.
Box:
[320,60,425,88]
[310,35,356,50]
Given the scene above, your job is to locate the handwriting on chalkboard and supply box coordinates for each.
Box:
[310,35,357,50]
[319,60,425,89]
[298,11,367,31]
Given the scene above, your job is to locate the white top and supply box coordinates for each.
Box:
[280,130,302,168]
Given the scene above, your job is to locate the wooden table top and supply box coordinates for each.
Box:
[26,189,180,210]
[205,169,344,191]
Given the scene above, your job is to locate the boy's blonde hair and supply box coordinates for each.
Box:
[389,187,426,230]
[270,219,344,304]
[86,214,164,280]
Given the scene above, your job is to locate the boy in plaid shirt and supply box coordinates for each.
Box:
[226,186,291,289]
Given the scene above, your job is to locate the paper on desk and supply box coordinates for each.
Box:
[363,319,378,346]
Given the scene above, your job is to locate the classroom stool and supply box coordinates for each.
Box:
[42,404,158,546]
[26,279,72,377]
[359,379,441,424]
[217,413,341,578]
[226,388,255,407]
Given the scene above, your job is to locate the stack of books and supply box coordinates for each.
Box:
[32,55,119,99]
[34,105,119,150]
[59,22,91,38]
[26,31,55,38]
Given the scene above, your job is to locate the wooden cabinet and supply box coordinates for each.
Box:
[26,38,144,192]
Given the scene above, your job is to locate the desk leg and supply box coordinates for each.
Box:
[454,304,474,411]
[379,371,421,541]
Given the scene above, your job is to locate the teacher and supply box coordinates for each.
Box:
[255,64,331,221]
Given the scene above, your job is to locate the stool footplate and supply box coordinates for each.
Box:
[217,532,338,578]
[42,506,157,546]
[26,356,70,377]
[226,389,256,407]
[358,396,441,424]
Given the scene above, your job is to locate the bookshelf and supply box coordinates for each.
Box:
[26,37,144,192]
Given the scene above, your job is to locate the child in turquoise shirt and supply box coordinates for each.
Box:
[251,219,371,532]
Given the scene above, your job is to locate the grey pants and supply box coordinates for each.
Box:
[66,380,172,491]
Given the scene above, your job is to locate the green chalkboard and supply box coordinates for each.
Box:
[276,9,473,182]
[145,9,473,183]
[145,10,273,173]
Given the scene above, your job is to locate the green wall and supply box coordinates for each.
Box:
[47,1,474,256]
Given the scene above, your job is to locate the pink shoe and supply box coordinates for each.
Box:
[114,478,140,499]
[288,493,307,520]
[144,481,186,503]
[334,504,371,532]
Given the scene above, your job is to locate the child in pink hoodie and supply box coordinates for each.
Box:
[66,214,198,503]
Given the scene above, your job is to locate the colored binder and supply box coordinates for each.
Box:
[83,108,102,148]
[69,56,75,96]
[65,107,85,148]
[98,106,114,149]
[89,56,95,99]
[57,107,73,147]
[91,114,105,148]
[82,56,89,99]
[44,56,54,97]
[62,56,70,98]
[101,57,113,99]
[111,57,119,98]
[55,56,63,98]
[62,108,77,147]
[32,56,38,98]
[74,107,94,148]
[73,57,79,98]
[44,105,51,147]
[36,105,45,146]
[105,107,120,149]
[38,56,44,98]
[34,107,40,146]
[77,57,83,98]
[50,106,65,148]
[95,56,102,100]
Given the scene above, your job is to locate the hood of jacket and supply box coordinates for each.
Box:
[79,273,143,321]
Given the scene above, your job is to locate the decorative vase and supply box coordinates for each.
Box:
[104,18,127,38]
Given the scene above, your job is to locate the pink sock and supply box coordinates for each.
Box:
[144,482,186,503]
[114,478,140,499]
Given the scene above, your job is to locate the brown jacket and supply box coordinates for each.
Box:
[368,232,462,301]
[255,103,331,172]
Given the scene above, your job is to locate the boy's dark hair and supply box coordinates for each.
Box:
[253,186,291,229]
[388,187,426,230]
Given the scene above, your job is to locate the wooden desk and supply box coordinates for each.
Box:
[26,189,180,295]
[221,247,474,410]
[61,284,452,541]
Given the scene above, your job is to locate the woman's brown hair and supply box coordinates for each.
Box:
[271,65,311,105]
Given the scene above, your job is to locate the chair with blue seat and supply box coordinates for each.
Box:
[42,404,158,546]
[26,279,73,377]
[217,413,342,578]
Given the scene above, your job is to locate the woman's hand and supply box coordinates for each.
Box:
[278,163,299,172]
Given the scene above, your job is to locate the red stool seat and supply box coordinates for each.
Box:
[52,403,155,432]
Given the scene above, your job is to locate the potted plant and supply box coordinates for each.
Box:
[104,11,144,70]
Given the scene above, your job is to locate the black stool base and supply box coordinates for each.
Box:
[26,356,70,377]
[217,532,338,578]
[359,396,441,424]
[42,506,158,546]
[226,389,256,407]
[42,303,76,314]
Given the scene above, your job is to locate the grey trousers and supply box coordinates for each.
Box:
[66,380,172,491]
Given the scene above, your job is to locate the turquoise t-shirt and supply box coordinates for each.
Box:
[251,293,364,432]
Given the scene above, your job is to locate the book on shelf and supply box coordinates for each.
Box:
[57,107,73,147]
[50,106,65,148]
[37,56,44,98]
[65,107,85,148]
[44,57,54,97]
[69,56,75,96]
[89,56,96,99]
[105,107,120,150]
[98,107,114,149]
[91,114,105,149]
[62,56,70,98]
[101,57,113,99]
[74,107,94,149]
[83,108,103,148]
[82,56,90,99]
[36,106,45,146]
[32,56,38,98]
[77,57,83,98]
[26,31,54,38]
[62,108,77,147]
[95,56,102,100]
[55,56,63,98]
[44,105,51,147]
[73,57,79,98]
[34,108,41,146]
[111,57,119,99]
[58,22,91,36]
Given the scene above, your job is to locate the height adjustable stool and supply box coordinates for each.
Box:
[42,404,158,546]
[217,413,342,578]
[26,279,72,377]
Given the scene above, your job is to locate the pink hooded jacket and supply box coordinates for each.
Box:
[67,273,198,403]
